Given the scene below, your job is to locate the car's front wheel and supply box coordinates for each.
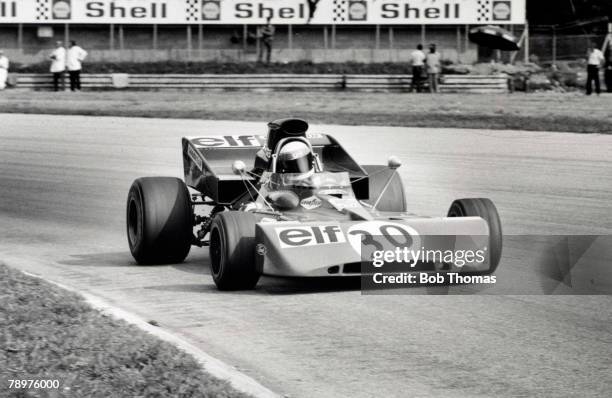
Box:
[126,177,192,264]
[209,211,260,290]
[447,198,502,274]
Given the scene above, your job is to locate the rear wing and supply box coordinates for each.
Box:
[183,133,369,205]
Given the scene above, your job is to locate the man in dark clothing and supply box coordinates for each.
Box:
[259,17,275,64]
[605,42,612,93]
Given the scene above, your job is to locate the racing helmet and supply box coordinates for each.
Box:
[276,140,314,175]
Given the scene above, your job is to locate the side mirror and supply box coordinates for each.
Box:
[387,156,402,170]
[232,160,246,175]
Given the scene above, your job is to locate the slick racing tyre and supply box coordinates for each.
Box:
[126,177,192,265]
[209,211,260,290]
[362,165,408,213]
[447,198,503,274]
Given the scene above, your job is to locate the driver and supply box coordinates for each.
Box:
[253,118,309,175]
[276,140,315,179]
[248,140,315,212]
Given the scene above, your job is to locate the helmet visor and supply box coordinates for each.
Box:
[278,153,313,174]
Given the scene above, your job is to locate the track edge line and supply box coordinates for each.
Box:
[4,260,280,398]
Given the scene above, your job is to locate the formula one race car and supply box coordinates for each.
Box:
[126,118,502,290]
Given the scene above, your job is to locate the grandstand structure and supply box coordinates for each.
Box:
[0,0,526,64]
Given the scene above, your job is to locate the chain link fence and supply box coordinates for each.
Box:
[527,21,611,64]
[530,32,608,63]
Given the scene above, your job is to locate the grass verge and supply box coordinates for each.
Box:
[0,263,249,397]
[1,91,611,134]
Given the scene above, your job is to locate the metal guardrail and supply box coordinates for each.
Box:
[12,73,509,93]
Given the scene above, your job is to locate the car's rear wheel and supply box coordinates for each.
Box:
[209,211,260,290]
[126,177,192,264]
[447,198,503,274]
[362,165,407,212]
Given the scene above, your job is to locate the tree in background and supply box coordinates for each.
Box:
[528,0,611,31]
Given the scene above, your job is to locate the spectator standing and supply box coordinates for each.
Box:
[66,41,88,91]
[409,44,426,93]
[426,44,441,93]
[0,50,8,90]
[259,17,275,64]
[605,42,612,93]
[50,41,66,92]
[586,43,604,96]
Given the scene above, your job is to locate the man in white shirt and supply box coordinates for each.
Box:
[409,44,426,93]
[586,43,605,95]
[67,41,88,91]
[50,41,66,92]
[0,50,8,90]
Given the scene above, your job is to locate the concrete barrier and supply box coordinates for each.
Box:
[12,73,509,93]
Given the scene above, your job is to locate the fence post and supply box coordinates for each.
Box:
[323,26,328,49]
[456,25,461,57]
[152,24,158,50]
[64,23,69,47]
[198,24,203,52]
[524,20,529,63]
[255,28,260,62]
[331,25,336,49]
[375,24,380,49]
[186,25,192,59]
[17,23,23,52]
[110,24,114,51]
[288,24,293,49]
[243,24,247,51]
[119,25,124,51]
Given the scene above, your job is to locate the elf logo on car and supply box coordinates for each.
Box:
[276,225,346,248]
[346,221,420,255]
[191,133,323,148]
[187,145,203,171]
[191,135,264,148]
[300,196,322,210]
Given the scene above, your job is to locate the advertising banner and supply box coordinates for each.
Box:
[0,0,526,25]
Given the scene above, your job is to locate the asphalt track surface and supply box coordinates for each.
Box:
[2,114,612,397]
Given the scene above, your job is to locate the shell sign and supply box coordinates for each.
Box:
[0,0,526,25]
